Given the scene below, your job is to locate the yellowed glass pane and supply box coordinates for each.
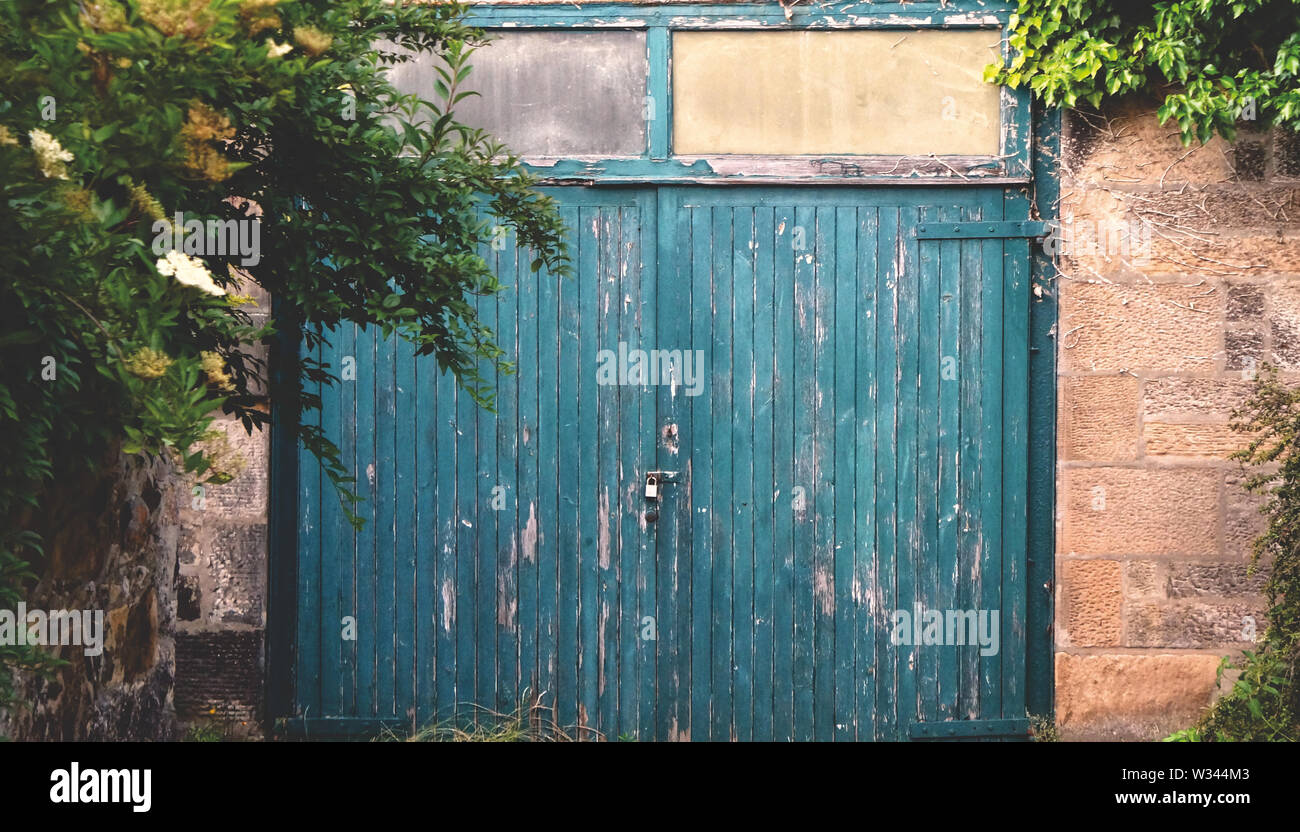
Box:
[672,30,1002,156]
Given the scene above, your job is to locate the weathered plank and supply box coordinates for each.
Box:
[770,203,796,742]
[936,205,963,721]
[832,205,858,741]
[751,205,776,743]
[688,203,714,738]
[916,204,941,726]
[791,203,817,742]
[853,207,879,739]
[414,320,437,725]
[395,325,417,722]
[495,231,520,714]
[709,205,734,741]
[731,206,756,743]
[978,189,1005,721]
[873,205,900,741]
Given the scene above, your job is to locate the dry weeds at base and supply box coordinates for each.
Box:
[376,701,605,742]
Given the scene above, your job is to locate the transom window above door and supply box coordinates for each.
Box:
[387,2,1029,183]
[671,30,1001,156]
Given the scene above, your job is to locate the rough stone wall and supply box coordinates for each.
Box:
[172,286,272,739]
[1054,101,1291,739]
[0,286,271,740]
[0,451,179,740]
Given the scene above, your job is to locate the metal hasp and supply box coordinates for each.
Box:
[914,220,1051,239]
[909,718,1032,740]
[645,470,680,500]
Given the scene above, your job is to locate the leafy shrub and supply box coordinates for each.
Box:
[1164,367,1299,741]
[0,0,567,714]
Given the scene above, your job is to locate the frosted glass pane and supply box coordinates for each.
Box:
[388,31,648,157]
[673,30,1002,156]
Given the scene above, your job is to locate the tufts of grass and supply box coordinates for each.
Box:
[1029,714,1060,742]
[378,699,604,743]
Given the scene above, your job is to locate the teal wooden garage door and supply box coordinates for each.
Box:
[288,185,1031,741]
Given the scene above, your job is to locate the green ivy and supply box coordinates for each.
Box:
[990,0,1300,144]
[0,0,568,716]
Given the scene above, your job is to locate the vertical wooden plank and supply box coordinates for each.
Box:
[936,203,963,721]
[811,205,837,742]
[296,331,322,718]
[978,190,1005,721]
[434,326,459,722]
[873,207,899,741]
[771,205,796,741]
[751,206,776,743]
[1028,112,1062,720]
[635,190,658,739]
[655,188,689,741]
[646,27,669,159]
[577,206,601,734]
[957,202,984,720]
[853,208,879,739]
[617,200,642,739]
[536,205,570,725]
[731,206,756,743]
[710,205,734,741]
[791,203,816,741]
[555,206,585,728]
[394,330,417,723]
[832,205,857,742]
[338,323,358,716]
[319,328,342,718]
[475,265,499,717]
[595,205,620,737]
[415,323,438,726]
[454,317,479,718]
[375,328,397,717]
[517,221,541,714]
[496,230,520,714]
[689,204,714,738]
[894,205,920,738]
[1002,191,1031,722]
[356,324,378,717]
[915,205,941,726]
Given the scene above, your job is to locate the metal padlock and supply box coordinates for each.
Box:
[645,473,659,501]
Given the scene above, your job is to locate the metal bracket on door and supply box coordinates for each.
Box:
[909,718,1032,740]
[914,220,1051,240]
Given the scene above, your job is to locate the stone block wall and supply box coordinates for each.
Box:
[1054,101,1291,739]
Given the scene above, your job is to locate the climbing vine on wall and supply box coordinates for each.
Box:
[990,0,1300,144]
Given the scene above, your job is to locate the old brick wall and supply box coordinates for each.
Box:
[1054,101,1290,739]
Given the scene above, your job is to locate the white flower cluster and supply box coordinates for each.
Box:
[155,250,225,296]
[265,39,292,57]
[28,129,73,180]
